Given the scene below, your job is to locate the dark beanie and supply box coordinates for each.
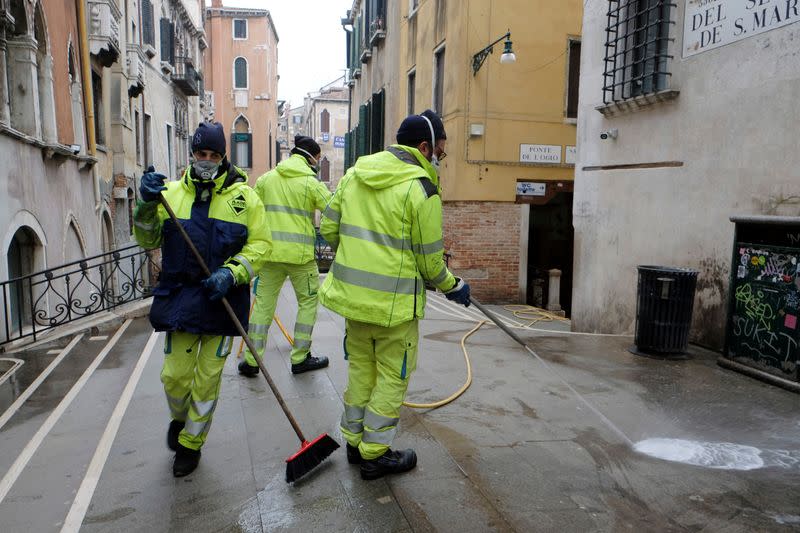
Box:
[396,109,446,146]
[191,122,226,155]
[291,135,321,157]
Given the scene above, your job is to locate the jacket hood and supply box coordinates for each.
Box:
[276,153,316,178]
[352,145,438,190]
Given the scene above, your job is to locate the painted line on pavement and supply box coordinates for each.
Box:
[0,320,132,504]
[60,329,160,533]
[0,334,84,432]
[0,358,24,388]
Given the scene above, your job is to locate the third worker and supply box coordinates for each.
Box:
[238,135,333,377]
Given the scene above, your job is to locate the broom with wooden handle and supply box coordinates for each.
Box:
[158,193,338,483]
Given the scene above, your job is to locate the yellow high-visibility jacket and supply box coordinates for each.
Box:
[319,145,456,327]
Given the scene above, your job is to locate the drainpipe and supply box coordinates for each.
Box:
[75,0,100,210]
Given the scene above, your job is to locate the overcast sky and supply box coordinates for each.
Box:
[223,0,353,107]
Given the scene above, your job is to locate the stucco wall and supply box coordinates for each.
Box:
[0,137,102,280]
[573,0,800,349]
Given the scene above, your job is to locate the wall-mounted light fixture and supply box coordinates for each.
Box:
[472,30,516,76]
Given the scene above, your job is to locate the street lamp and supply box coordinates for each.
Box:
[472,30,516,76]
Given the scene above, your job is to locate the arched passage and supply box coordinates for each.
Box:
[6,226,44,330]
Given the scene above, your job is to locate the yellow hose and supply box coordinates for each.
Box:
[403,320,485,409]
[273,315,295,347]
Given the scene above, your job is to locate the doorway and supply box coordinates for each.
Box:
[527,192,574,316]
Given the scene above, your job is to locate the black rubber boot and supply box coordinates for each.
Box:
[291,354,329,374]
[360,448,417,480]
[173,444,201,477]
[346,444,361,465]
[238,359,259,377]
[167,420,185,452]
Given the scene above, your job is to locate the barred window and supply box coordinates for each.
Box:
[603,0,674,105]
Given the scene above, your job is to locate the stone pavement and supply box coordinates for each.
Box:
[1,283,799,532]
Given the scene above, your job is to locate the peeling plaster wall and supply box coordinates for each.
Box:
[573,1,800,350]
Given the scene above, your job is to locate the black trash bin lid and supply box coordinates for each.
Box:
[637,265,699,275]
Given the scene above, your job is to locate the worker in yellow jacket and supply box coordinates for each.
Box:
[239,135,333,376]
[320,110,471,480]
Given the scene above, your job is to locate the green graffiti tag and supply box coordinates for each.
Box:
[735,284,775,331]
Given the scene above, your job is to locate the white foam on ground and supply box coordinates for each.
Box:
[634,438,765,470]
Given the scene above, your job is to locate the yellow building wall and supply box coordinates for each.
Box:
[398,0,582,202]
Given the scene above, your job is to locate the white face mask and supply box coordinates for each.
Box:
[420,115,439,171]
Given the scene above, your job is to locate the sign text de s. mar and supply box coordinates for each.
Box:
[684,0,800,58]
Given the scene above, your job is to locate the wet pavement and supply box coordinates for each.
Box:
[0,286,798,532]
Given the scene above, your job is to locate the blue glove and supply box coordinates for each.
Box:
[202,268,235,301]
[444,277,471,307]
[140,166,167,203]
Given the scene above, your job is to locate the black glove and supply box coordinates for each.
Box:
[140,166,167,203]
[444,277,471,307]
[202,268,235,301]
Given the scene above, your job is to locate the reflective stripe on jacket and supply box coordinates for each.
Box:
[254,154,332,265]
[133,164,270,336]
[319,145,456,327]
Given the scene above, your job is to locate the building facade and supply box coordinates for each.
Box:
[204,0,279,181]
[343,0,583,308]
[574,0,800,349]
[303,79,349,190]
[1,0,206,337]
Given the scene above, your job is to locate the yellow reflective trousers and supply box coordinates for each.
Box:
[339,318,419,460]
[161,331,232,450]
[243,260,321,365]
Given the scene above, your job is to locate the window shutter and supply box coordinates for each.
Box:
[370,90,384,153]
[160,18,170,61]
[357,104,368,158]
[247,134,253,168]
[142,0,154,46]
[169,22,176,65]
[230,134,237,165]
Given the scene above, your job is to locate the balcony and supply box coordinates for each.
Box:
[359,43,372,63]
[126,44,146,97]
[88,0,122,67]
[368,17,386,46]
[171,56,201,96]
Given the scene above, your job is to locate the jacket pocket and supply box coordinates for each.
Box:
[210,222,248,268]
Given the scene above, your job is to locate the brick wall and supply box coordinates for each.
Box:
[442,201,521,303]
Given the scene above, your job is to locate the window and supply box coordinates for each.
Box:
[166,124,174,177]
[234,57,248,89]
[141,0,155,47]
[320,157,330,182]
[320,109,330,134]
[92,70,105,145]
[433,46,445,115]
[407,69,416,115]
[233,19,248,40]
[231,115,252,168]
[160,17,175,65]
[293,115,302,124]
[566,40,581,119]
[127,189,135,236]
[135,110,142,164]
[143,113,152,168]
[603,0,673,104]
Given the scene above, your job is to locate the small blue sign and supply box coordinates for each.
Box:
[333,136,345,148]
[322,133,330,142]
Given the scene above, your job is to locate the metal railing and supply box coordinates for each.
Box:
[1,244,160,347]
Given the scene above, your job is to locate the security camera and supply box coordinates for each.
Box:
[599,128,618,140]
[69,144,81,155]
